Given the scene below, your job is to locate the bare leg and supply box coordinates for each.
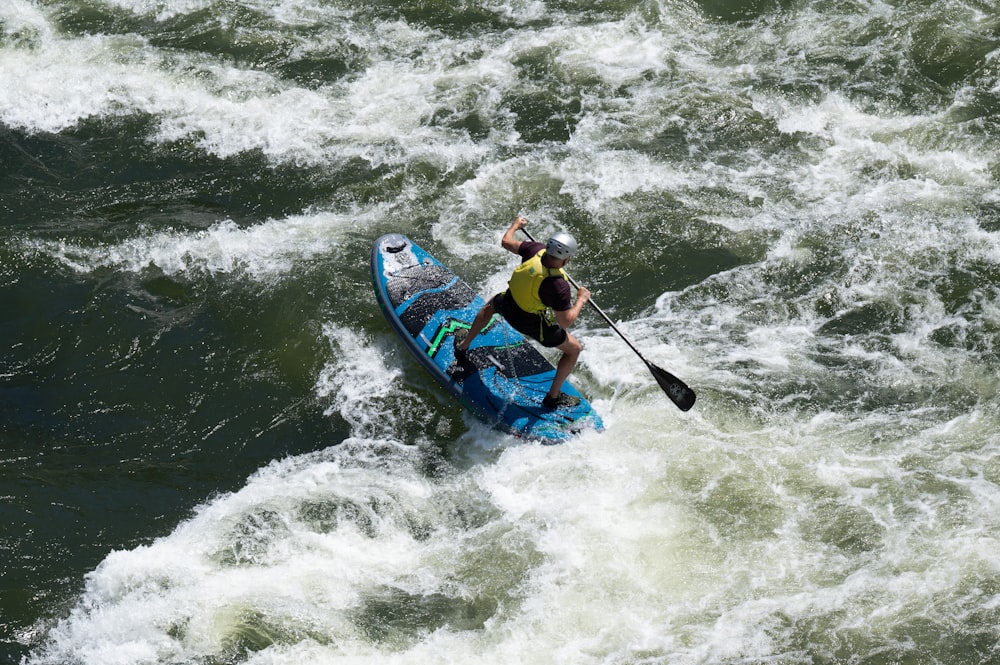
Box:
[547,332,582,399]
[457,300,495,352]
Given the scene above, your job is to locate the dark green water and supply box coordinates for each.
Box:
[3,1,1000,663]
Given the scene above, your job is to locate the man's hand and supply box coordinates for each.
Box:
[501,216,528,253]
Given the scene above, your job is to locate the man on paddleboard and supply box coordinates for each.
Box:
[456,216,591,409]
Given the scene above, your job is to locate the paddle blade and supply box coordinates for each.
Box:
[647,361,696,411]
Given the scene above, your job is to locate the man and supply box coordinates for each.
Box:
[455,216,591,409]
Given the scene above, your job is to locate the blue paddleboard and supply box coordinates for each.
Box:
[371,233,603,444]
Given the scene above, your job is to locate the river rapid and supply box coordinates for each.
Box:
[3,0,1000,663]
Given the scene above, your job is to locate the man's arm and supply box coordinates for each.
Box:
[500,216,528,254]
[554,286,591,328]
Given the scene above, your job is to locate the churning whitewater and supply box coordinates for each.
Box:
[4,0,1000,663]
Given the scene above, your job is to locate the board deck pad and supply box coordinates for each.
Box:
[372,233,602,444]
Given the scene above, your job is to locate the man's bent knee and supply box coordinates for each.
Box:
[559,334,582,357]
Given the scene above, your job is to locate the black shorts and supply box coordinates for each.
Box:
[492,292,567,348]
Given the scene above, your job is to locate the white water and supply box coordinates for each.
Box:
[12,0,1000,662]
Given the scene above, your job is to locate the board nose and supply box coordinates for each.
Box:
[382,234,408,253]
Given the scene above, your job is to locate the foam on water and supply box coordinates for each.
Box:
[26,438,453,664]
[27,209,362,280]
[315,324,409,440]
[1,1,53,43]
[26,375,999,664]
[25,404,706,664]
[0,6,494,169]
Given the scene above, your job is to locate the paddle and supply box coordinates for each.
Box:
[522,228,696,411]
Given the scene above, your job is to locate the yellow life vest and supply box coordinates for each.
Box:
[507,249,567,315]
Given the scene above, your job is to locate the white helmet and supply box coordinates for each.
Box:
[546,232,578,260]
